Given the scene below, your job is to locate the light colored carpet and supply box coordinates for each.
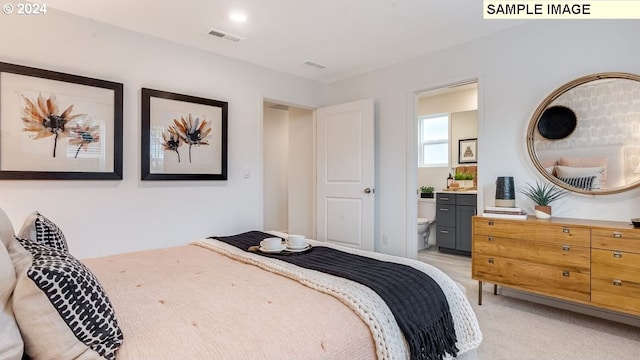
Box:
[418,248,640,360]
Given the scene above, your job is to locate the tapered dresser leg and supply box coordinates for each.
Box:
[494,284,498,295]
[478,281,483,305]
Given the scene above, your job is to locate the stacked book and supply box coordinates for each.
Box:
[481,206,528,220]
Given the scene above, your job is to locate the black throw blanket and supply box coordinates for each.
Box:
[211,231,458,360]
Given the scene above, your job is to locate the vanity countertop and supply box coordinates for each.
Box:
[438,190,477,194]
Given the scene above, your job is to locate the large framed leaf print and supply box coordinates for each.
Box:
[141,88,228,181]
[0,62,123,180]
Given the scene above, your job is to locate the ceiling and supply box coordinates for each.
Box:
[46,0,527,83]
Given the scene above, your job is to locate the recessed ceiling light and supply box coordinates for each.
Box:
[230,11,247,23]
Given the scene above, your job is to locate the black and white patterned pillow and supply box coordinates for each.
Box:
[558,175,596,190]
[12,237,123,360]
[18,211,68,251]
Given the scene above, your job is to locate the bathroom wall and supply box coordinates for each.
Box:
[417,87,478,192]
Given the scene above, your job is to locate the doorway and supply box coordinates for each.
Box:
[263,98,376,251]
[410,80,479,257]
[262,101,315,238]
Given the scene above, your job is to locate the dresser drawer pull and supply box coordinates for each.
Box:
[439,230,449,234]
[613,232,622,238]
[562,245,570,252]
[562,271,570,277]
[440,197,449,201]
[613,252,623,259]
[562,227,570,234]
[488,258,494,264]
[488,220,494,226]
[488,236,494,242]
[439,208,449,212]
[613,279,622,286]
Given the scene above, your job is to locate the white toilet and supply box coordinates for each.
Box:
[418,198,436,249]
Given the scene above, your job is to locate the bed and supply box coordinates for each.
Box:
[0,209,482,360]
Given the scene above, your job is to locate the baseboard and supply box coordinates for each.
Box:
[501,288,640,327]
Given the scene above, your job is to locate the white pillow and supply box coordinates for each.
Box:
[9,237,123,360]
[544,166,555,175]
[558,156,608,186]
[18,211,69,251]
[0,208,14,249]
[0,208,24,360]
[555,165,605,190]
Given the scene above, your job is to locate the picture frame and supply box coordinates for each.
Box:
[141,88,228,181]
[458,138,477,164]
[0,62,123,180]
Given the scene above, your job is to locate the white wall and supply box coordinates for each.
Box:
[451,110,478,168]
[262,106,315,237]
[0,9,327,258]
[287,107,315,238]
[328,20,640,257]
[263,107,290,232]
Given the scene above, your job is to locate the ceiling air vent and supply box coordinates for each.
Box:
[304,60,327,70]
[208,28,243,43]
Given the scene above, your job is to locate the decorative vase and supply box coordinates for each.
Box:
[534,205,552,219]
[495,176,515,207]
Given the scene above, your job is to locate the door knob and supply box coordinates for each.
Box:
[364,187,374,194]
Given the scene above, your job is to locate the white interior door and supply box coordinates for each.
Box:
[316,98,374,250]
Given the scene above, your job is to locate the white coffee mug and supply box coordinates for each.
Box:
[287,234,306,248]
[260,237,282,250]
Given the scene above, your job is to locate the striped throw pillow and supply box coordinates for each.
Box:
[558,176,596,190]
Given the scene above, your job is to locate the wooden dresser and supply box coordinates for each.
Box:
[472,216,640,317]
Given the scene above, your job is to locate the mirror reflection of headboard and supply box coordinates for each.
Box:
[536,145,624,190]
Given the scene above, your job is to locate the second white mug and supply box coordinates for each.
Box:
[287,234,307,248]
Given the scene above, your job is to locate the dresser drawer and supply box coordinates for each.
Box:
[592,249,640,281]
[592,228,640,253]
[473,218,590,247]
[591,277,640,315]
[474,235,590,272]
[473,254,590,302]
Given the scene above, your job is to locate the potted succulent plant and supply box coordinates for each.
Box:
[454,171,474,188]
[462,172,474,188]
[419,186,435,198]
[519,181,568,219]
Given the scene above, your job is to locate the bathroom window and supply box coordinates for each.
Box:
[418,114,449,167]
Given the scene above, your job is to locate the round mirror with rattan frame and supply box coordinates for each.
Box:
[526,72,640,195]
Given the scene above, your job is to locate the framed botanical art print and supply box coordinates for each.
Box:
[141,88,228,180]
[0,62,123,180]
[458,138,477,164]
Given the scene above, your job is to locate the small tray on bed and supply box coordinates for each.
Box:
[249,244,313,255]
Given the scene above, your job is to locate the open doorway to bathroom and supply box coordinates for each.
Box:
[262,101,316,238]
[414,81,478,254]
